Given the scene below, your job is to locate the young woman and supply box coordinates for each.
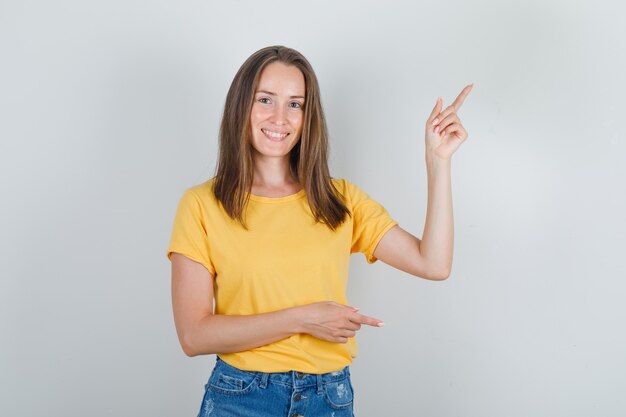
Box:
[166,45,472,417]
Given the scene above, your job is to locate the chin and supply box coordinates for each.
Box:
[251,139,299,158]
[251,145,291,158]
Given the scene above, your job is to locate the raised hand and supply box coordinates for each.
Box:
[425,83,473,161]
[295,301,384,344]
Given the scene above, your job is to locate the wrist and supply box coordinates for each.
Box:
[288,305,308,334]
[425,152,451,169]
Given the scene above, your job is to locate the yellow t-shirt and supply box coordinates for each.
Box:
[166,177,398,373]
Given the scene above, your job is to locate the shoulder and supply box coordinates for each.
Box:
[184,177,216,199]
[331,177,347,192]
[331,177,362,192]
[175,178,218,211]
[330,177,352,199]
[330,177,369,207]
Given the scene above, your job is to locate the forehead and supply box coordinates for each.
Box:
[256,62,305,96]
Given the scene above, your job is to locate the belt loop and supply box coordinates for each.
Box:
[316,373,324,395]
[259,371,269,389]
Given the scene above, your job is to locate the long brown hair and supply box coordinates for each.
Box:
[212,45,350,231]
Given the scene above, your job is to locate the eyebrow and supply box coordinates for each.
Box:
[255,90,305,100]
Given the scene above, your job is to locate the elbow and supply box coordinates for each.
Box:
[426,272,449,281]
[436,271,451,281]
[181,330,220,357]
[183,347,197,358]
[413,269,449,281]
[180,315,217,357]
[181,330,211,357]
[426,265,451,281]
[181,334,198,357]
[414,250,452,280]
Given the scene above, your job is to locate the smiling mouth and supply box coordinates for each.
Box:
[262,128,290,141]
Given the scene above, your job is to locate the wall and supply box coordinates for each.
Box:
[1,0,624,415]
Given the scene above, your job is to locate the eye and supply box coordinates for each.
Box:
[258,97,271,104]
[290,102,303,109]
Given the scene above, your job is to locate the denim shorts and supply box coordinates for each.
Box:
[196,356,355,417]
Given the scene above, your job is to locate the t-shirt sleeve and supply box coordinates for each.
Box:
[347,180,399,264]
[165,188,216,276]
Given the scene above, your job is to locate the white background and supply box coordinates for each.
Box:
[1,1,625,416]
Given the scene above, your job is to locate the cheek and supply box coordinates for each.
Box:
[250,111,261,124]
[290,113,304,130]
[250,106,268,123]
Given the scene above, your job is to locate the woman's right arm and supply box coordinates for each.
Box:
[171,253,384,356]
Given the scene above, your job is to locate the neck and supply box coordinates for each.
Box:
[252,154,297,187]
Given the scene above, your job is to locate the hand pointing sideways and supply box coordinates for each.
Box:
[296,301,384,344]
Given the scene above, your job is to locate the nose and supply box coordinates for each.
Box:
[270,104,287,125]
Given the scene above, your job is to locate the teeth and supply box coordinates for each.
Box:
[262,129,288,139]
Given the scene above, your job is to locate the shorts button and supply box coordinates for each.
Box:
[294,393,302,401]
[296,372,304,379]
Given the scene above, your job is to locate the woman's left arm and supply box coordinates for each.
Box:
[373,84,474,281]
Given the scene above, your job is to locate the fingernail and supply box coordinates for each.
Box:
[377,322,385,327]
[432,118,439,125]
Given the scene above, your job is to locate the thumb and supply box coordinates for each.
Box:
[428,96,442,122]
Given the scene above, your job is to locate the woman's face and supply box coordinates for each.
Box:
[249,61,305,161]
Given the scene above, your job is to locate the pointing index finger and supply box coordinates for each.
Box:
[451,83,474,111]
[351,312,384,327]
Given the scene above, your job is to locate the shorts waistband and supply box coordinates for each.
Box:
[214,356,351,393]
